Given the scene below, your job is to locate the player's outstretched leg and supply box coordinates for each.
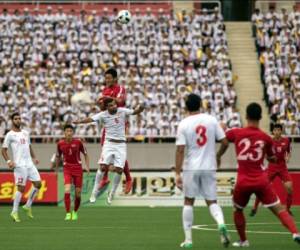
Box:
[123,160,132,194]
[270,203,300,244]
[90,168,105,202]
[207,202,230,247]
[232,208,249,247]
[250,197,260,217]
[180,200,194,248]
[11,187,23,223]
[22,181,41,219]
[107,168,122,205]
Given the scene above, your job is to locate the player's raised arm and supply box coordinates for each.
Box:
[132,104,145,115]
[73,117,94,124]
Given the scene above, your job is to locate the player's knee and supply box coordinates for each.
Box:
[100,165,108,172]
[17,185,25,193]
[34,182,42,189]
[75,189,81,197]
[115,167,123,174]
[285,182,293,194]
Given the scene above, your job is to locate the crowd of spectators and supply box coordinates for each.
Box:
[0,6,241,138]
[252,5,300,135]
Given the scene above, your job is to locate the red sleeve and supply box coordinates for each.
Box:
[79,141,87,155]
[226,129,235,142]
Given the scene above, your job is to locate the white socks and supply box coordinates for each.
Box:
[111,173,121,195]
[92,169,104,195]
[209,203,225,226]
[182,205,193,243]
[25,187,39,208]
[12,191,22,213]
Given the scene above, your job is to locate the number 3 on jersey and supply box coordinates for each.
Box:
[237,138,264,161]
[195,125,207,147]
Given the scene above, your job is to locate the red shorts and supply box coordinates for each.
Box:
[64,166,83,188]
[268,166,291,183]
[233,175,279,209]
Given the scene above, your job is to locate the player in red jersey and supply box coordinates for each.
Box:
[250,123,293,216]
[218,103,300,247]
[90,68,132,202]
[55,124,90,221]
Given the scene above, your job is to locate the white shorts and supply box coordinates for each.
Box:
[14,165,41,186]
[98,142,126,168]
[183,170,217,200]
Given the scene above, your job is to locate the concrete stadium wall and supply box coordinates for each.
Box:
[1,143,300,170]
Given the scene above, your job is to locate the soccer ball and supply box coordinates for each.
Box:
[117,10,131,24]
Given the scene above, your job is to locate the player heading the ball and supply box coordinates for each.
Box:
[74,98,144,205]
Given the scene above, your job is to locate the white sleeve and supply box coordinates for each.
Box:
[2,133,11,148]
[119,108,134,115]
[214,119,225,141]
[91,112,104,122]
[176,122,186,145]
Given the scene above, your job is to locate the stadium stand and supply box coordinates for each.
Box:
[0,5,241,138]
[252,5,300,135]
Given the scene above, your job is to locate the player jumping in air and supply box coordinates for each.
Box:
[250,123,293,216]
[92,68,133,201]
[55,124,90,220]
[2,112,42,222]
[220,103,300,247]
[175,94,230,248]
[74,98,144,205]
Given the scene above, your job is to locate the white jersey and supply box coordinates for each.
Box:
[2,129,34,168]
[91,108,134,141]
[176,113,225,170]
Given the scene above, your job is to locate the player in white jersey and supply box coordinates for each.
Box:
[175,94,230,248]
[1,112,41,222]
[74,98,144,204]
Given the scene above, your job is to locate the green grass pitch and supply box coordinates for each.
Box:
[0,206,300,250]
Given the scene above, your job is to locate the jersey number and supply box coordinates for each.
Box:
[195,125,207,147]
[20,139,26,144]
[237,138,264,161]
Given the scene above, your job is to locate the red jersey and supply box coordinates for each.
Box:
[100,84,126,107]
[56,139,87,167]
[268,137,290,168]
[226,127,274,178]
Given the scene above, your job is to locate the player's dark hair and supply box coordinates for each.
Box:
[11,112,20,120]
[64,124,74,131]
[246,102,262,121]
[185,94,201,112]
[273,123,283,131]
[104,97,115,108]
[105,68,118,79]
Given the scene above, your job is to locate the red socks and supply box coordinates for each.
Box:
[277,210,298,234]
[74,196,81,212]
[253,197,260,211]
[64,193,71,213]
[123,160,132,182]
[286,194,293,211]
[234,210,247,241]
